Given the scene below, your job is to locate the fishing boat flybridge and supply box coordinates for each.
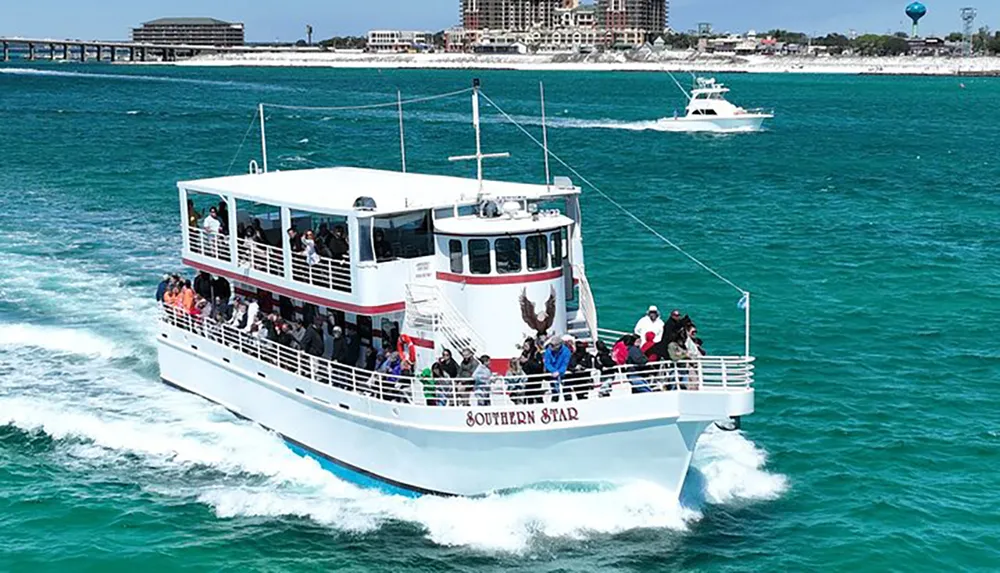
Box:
[658,77,773,133]
[156,80,756,498]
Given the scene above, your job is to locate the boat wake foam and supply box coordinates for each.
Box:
[0,323,121,359]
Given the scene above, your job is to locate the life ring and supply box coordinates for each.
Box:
[397,334,417,363]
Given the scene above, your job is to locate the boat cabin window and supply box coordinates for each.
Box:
[457,205,478,217]
[495,237,522,274]
[468,238,491,274]
[526,234,548,271]
[373,210,434,261]
[448,239,463,273]
[435,207,455,220]
[550,231,563,267]
[358,218,374,262]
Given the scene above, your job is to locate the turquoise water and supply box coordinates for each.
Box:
[1,63,999,571]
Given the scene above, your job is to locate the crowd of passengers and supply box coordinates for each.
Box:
[188,199,368,265]
[158,272,707,405]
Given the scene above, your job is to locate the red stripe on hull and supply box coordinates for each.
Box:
[435,269,563,285]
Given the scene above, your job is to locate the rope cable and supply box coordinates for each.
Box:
[261,87,473,113]
[226,110,258,175]
[479,90,747,296]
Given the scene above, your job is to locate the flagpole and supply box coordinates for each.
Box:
[743,291,751,358]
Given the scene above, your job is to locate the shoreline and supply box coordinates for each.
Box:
[152,51,1000,76]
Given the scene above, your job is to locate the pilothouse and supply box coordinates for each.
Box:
[156,80,756,498]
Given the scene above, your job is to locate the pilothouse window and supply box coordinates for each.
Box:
[526,235,548,271]
[468,239,491,274]
[550,231,563,268]
[495,237,522,274]
[449,239,463,273]
[373,210,434,261]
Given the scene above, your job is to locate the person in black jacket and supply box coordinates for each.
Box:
[301,318,325,358]
[211,276,231,304]
[438,349,460,379]
[193,271,213,301]
[567,341,595,400]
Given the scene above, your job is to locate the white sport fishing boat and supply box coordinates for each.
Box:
[156,80,755,498]
[658,77,773,133]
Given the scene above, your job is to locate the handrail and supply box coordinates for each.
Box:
[290,251,352,293]
[235,236,283,277]
[404,283,487,356]
[160,304,753,409]
[188,227,232,264]
[573,264,599,342]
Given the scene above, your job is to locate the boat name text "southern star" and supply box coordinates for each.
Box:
[466,407,580,427]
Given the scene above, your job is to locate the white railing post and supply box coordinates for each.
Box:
[280,206,292,280]
[721,359,728,389]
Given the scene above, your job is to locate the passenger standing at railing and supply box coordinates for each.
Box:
[328,226,349,261]
[634,306,665,343]
[202,207,222,236]
[518,338,544,403]
[667,329,694,389]
[302,230,321,266]
[194,271,213,302]
[473,356,493,406]
[155,275,170,302]
[301,317,325,358]
[438,349,459,379]
[567,341,595,401]
[187,199,201,228]
[211,276,231,305]
[287,227,303,253]
[216,201,229,235]
[457,349,480,406]
[180,280,196,313]
[626,335,653,393]
[544,336,572,403]
[504,358,527,404]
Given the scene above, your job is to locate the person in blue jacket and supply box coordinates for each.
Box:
[155,274,170,302]
[544,335,573,402]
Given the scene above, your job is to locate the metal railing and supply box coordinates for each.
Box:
[161,305,753,409]
[235,236,284,278]
[291,251,352,293]
[574,264,599,342]
[188,227,232,263]
[404,283,486,356]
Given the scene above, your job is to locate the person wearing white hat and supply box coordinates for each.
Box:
[634,305,665,343]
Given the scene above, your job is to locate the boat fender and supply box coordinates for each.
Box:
[714,416,741,432]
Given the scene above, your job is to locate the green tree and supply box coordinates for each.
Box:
[973,26,991,53]
[664,32,696,49]
[989,32,1000,55]
[945,32,965,42]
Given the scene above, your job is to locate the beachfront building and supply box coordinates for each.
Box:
[131,18,245,46]
[457,0,636,52]
[597,0,668,48]
[366,30,433,52]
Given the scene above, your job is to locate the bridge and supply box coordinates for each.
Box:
[0,37,317,63]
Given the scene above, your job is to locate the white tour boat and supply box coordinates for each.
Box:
[657,77,773,133]
[156,80,755,498]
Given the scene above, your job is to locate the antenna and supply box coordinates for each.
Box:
[448,78,510,193]
[397,90,407,173]
[539,81,551,191]
[258,103,268,173]
[961,7,976,57]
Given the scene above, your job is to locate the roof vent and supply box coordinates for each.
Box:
[353,196,377,211]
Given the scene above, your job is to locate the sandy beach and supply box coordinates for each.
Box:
[170,49,1000,76]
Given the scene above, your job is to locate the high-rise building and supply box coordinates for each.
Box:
[597,0,668,43]
[131,18,245,46]
[461,0,565,32]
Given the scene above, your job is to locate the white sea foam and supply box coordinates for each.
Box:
[0,323,119,358]
[1,373,786,552]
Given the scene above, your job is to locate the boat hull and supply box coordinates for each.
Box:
[657,114,771,133]
[156,324,751,497]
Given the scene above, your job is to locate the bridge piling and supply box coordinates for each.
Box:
[27,42,35,60]
[2,42,8,62]
[80,44,87,62]
[49,43,55,60]
[63,43,69,60]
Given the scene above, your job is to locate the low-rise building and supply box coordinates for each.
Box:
[366,30,433,52]
[131,17,245,46]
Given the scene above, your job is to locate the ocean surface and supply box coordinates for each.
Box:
[1,63,999,572]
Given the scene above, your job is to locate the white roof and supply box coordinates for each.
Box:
[179,167,577,216]
[435,213,573,236]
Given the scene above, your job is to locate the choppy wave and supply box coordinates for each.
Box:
[0,323,119,358]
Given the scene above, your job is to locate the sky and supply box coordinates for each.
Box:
[2,0,997,42]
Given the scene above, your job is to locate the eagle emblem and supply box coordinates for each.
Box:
[519,286,557,337]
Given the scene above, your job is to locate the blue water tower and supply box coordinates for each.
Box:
[906,2,927,38]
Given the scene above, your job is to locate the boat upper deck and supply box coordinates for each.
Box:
[180,166,580,217]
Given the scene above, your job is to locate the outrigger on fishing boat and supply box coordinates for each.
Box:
[155,79,756,498]
[658,77,773,133]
